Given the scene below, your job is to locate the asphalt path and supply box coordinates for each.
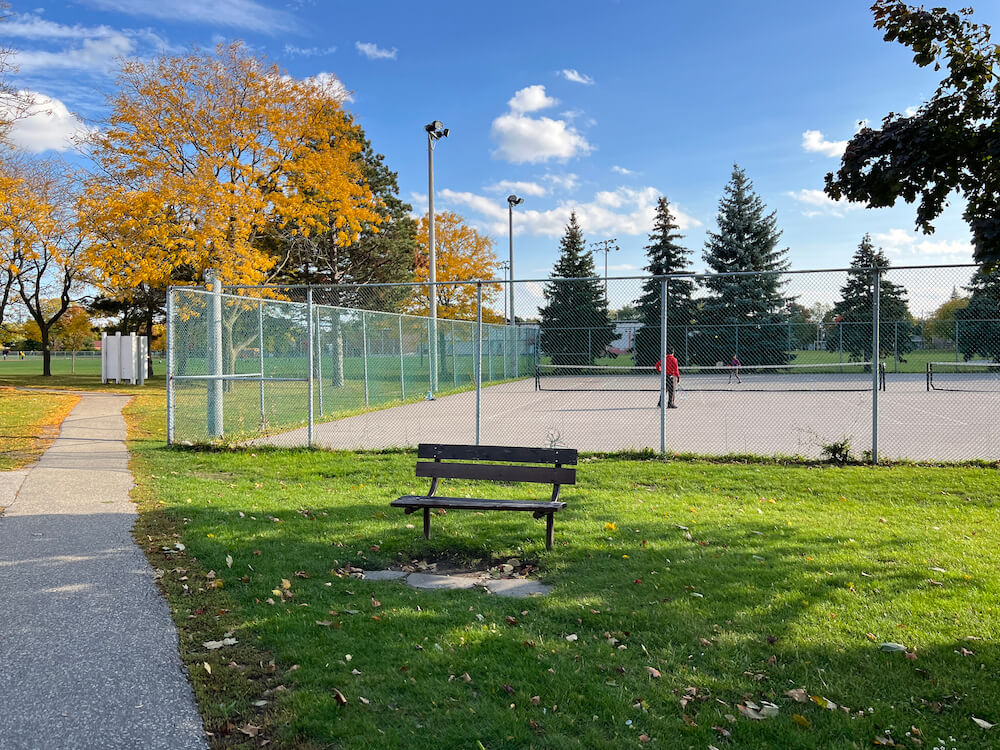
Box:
[0,393,207,750]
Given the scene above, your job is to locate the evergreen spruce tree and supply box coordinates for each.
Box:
[828,235,913,361]
[633,197,695,366]
[956,268,1000,361]
[698,165,791,365]
[538,212,614,365]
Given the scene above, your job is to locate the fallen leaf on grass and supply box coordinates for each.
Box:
[502,684,515,694]
[959,647,975,656]
[238,724,260,737]
[225,555,233,569]
[565,634,578,642]
[810,695,837,710]
[359,696,370,705]
[315,620,333,627]
[738,700,779,719]
[280,579,291,590]
[879,642,907,653]
[530,695,540,705]
[972,716,995,729]
[332,689,347,706]
[639,734,650,743]
[505,616,517,626]
[646,667,661,678]
[462,673,472,683]
[873,736,895,746]
[792,714,811,728]
[712,725,732,738]
[202,637,237,650]
[681,714,697,727]
[784,689,809,703]
[203,662,212,674]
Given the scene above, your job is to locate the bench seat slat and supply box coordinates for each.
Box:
[391,495,566,513]
[416,461,576,485]
[418,443,577,465]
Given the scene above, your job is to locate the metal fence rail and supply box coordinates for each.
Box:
[166,264,999,462]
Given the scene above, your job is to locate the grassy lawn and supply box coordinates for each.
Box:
[0,355,167,392]
[121,390,999,749]
[0,387,80,471]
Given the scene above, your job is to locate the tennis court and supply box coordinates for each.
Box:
[254,370,999,461]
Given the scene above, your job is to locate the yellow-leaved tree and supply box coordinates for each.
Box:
[409,211,503,322]
[81,42,380,294]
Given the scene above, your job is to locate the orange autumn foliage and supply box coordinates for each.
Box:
[80,42,381,297]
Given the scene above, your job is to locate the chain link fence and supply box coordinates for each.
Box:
[167,264,999,462]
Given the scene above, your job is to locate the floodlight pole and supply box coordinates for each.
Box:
[498,260,510,322]
[590,238,619,306]
[507,194,523,325]
[426,120,448,394]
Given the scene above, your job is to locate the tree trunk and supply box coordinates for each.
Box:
[42,332,51,376]
[72,350,76,374]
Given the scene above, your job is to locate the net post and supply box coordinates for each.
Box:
[660,278,667,456]
[871,268,880,465]
[475,281,483,446]
[307,286,314,448]
[166,286,175,445]
[926,362,931,392]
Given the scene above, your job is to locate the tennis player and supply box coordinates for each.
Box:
[728,354,742,384]
[655,350,681,408]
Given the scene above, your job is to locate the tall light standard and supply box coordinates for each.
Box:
[425,120,449,393]
[497,260,510,321]
[590,238,619,306]
[507,194,523,326]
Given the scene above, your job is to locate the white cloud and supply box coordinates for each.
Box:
[438,190,508,221]
[492,86,591,164]
[483,180,547,197]
[508,85,557,114]
[611,165,634,175]
[543,173,579,192]
[284,45,336,57]
[6,14,174,76]
[801,129,847,158]
[607,263,639,272]
[873,228,974,263]
[437,185,700,239]
[904,105,919,117]
[355,41,397,60]
[560,68,595,85]
[560,109,583,120]
[302,72,352,103]
[83,0,297,33]
[787,188,859,218]
[4,92,94,152]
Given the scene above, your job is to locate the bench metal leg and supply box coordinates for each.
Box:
[545,514,554,551]
[423,507,430,540]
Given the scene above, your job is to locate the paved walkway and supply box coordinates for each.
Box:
[0,393,207,750]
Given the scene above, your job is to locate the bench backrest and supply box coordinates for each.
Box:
[416,443,577,485]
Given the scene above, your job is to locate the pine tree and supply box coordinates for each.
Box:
[538,212,614,365]
[633,197,695,366]
[698,165,790,365]
[956,268,1000,361]
[828,235,913,360]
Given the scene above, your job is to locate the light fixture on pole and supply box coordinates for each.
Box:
[590,238,619,306]
[507,194,523,326]
[497,260,510,322]
[425,120,449,394]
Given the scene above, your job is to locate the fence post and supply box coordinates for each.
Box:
[660,279,668,456]
[307,287,314,448]
[426,317,433,399]
[316,307,324,417]
[206,270,224,439]
[166,287,175,445]
[871,269,881,465]
[361,311,370,407]
[398,315,405,400]
[258,300,265,429]
[955,319,960,363]
[475,282,483,446]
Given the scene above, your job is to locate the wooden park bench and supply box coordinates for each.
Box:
[391,443,577,551]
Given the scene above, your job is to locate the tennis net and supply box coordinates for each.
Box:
[535,361,886,392]
[926,361,1000,392]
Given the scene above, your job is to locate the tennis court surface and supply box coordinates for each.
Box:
[254,372,998,461]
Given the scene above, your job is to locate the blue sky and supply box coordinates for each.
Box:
[3,0,989,311]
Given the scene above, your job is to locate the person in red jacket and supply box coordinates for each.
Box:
[655,349,681,408]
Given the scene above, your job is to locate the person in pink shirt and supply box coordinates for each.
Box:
[728,354,742,384]
[655,349,681,408]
